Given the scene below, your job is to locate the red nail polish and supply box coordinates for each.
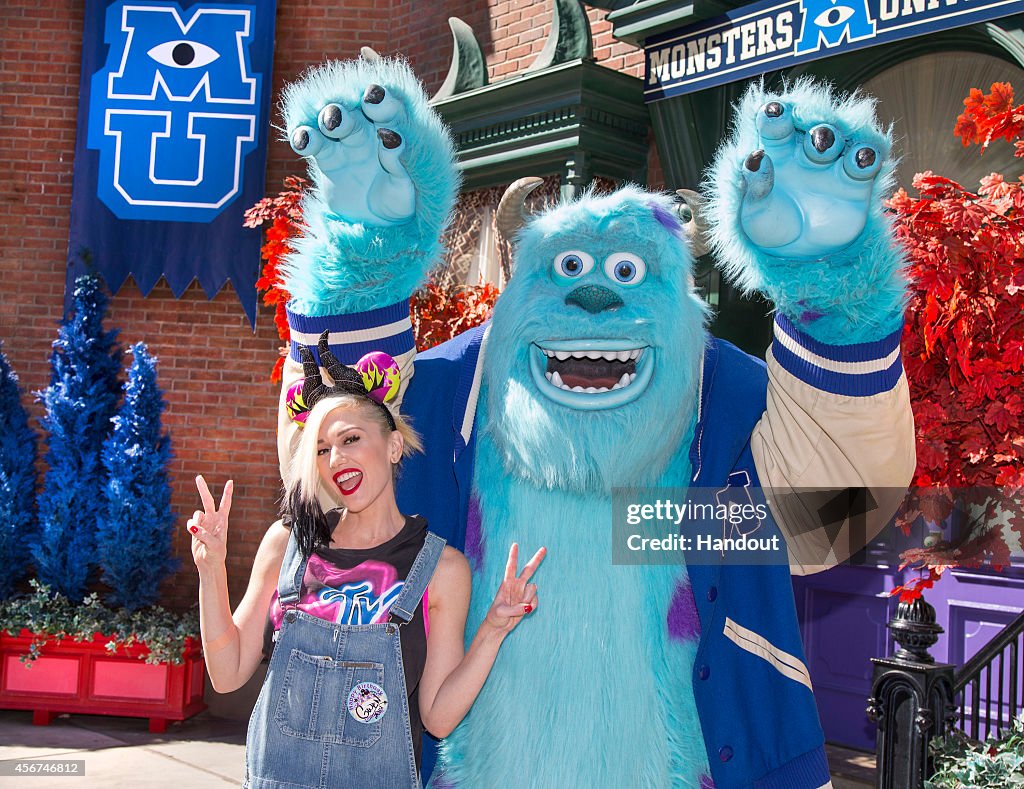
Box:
[189,526,198,534]
[524,604,533,614]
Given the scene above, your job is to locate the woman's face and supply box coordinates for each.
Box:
[316,403,403,514]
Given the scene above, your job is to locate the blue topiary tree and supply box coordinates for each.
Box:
[0,342,39,599]
[33,275,122,601]
[97,343,177,609]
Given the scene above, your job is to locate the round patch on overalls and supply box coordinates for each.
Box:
[347,682,388,724]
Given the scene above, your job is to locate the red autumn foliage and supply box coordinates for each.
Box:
[888,83,1024,602]
[409,282,500,351]
[245,177,500,380]
[243,175,308,383]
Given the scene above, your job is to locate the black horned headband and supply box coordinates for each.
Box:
[291,330,399,432]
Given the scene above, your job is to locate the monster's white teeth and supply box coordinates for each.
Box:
[541,348,644,361]
[612,373,630,390]
[551,371,565,388]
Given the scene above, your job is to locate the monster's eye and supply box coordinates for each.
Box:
[603,253,646,286]
[148,41,220,69]
[553,250,594,280]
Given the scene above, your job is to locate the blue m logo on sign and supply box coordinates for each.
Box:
[88,2,262,222]
[795,0,876,54]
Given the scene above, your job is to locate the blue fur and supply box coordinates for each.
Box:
[433,188,712,787]
[484,186,709,494]
[705,79,908,345]
[437,421,709,788]
[280,58,459,316]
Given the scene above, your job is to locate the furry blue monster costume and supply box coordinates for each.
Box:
[276,56,914,789]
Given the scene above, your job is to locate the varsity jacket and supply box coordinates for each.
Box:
[279,303,915,789]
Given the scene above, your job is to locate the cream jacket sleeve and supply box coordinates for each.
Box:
[751,315,916,575]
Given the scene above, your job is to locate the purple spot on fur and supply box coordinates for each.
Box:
[699,774,715,789]
[667,579,701,641]
[464,495,484,569]
[800,310,824,323]
[431,776,455,789]
[651,203,683,236]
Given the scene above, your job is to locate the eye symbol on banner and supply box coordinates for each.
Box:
[147,40,220,70]
[348,682,388,724]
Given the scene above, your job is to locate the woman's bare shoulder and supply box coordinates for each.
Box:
[429,545,470,602]
[253,519,291,569]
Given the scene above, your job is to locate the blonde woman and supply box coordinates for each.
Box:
[188,339,544,788]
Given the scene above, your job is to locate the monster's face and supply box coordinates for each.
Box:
[484,188,709,493]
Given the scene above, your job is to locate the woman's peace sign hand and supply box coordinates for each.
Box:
[484,543,546,634]
[186,476,233,570]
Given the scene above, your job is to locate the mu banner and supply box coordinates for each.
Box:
[69,0,277,325]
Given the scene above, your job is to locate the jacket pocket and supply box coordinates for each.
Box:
[274,650,386,747]
[723,617,813,691]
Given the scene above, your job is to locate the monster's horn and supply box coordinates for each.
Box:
[360,46,381,62]
[675,189,710,258]
[496,177,544,240]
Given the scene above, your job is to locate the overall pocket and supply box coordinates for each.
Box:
[274,649,386,747]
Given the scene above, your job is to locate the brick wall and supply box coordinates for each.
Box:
[1,0,654,612]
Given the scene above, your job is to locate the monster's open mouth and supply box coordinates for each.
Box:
[529,341,653,410]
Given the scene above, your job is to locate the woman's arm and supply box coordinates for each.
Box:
[188,476,290,694]
[418,544,544,738]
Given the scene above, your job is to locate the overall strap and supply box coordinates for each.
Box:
[389,532,446,624]
[277,525,309,606]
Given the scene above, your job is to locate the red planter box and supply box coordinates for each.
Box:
[0,630,206,733]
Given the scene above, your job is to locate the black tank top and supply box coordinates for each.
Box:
[263,515,431,766]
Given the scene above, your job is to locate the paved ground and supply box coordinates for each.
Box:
[0,708,875,788]
[0,709,246,788]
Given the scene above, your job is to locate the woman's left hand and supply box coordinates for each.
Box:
[484,543,546,634]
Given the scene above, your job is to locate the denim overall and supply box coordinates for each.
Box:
[244,529,446,789]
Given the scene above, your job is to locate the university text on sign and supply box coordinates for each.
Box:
[644,0,1024,101]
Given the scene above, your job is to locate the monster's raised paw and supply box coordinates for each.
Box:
[706,79,907,344]
[739,98,885,257]
[288,80,414,224]
[280,56,459,316]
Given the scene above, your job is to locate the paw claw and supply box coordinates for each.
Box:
[317,103,358,140]
[363,84,385,105]
[843,145,882,181]
[744,150,766,173]
[290,124,323,157]
[803,123,842,163]
[742,151,774,201]
[377,128,402,150]
[756,101,794,142]
[320,103,344,132]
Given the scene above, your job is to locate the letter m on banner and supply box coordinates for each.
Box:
[795,0,876,54]
[87,1,261,222]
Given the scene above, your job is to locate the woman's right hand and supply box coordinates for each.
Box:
[187,476,233,570]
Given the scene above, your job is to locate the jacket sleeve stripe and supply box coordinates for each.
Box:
[772,316,904,397]
[286,301,415,363]
[723,617,814,691]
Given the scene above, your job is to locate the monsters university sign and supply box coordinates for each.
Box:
[644,0,1023,101]
[69,0,277,325]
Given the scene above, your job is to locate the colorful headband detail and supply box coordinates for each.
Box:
[286,331,400,430]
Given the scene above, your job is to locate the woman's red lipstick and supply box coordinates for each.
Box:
[333,468,363,495]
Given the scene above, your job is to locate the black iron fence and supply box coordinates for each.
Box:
[868,598,1024,789]
[953,608,1024,743]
